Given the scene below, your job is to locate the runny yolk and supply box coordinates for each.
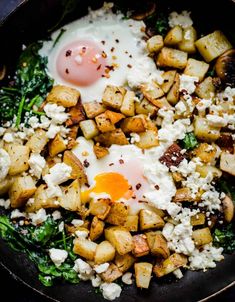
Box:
[56,40,107,86]
[81,172,133,203]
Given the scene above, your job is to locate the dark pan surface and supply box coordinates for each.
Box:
[0,1,234,301]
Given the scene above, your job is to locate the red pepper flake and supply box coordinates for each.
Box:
[132,195,136,199]
[82,47,87,53]
[85,183,90,188]
[101,40,105,45]
[138,200,147,203]
[136,183,142,190]
[119,159,124,164]
[111,47,115,52]
[97,64,102,71]
[154,184,160,190]
[102,51,107,58]
[129,54,133,58]
[65,68,69,74]
[109,163,114,166]
[66,50,72,57]
[83,159,90,168]
[115,39,119,43]
[127,64,132,68]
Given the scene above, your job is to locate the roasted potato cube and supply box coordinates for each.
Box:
[26,129,48,153]
[173,187,200,203]
[152,233,170,259]
[164,26,183,46]
[141,82,165,106]
[139,209,165,231]
[135,98,158,116]
[157,47,188,69]
[79,119,99,140]
[83,101,106,118]
[100,263,122,282]
[154,253,187,277]
[135,130,159,149]
[120,90,136,116]
[184,58,209,81]
[94,129,129,147]
[191,213,206,226]
[123,215,139,232]
[65,101,86,127]
[192,227,213,246]
[115,253,135,273]
[9,176,36,208]
[147,35,164,53]
[102,85,126,110]
[46,85,79,107]
[95,112,116,133]
[105,226,133,255]
[220,152,235,176]
[193,143,218,164]
[194,116,220,142]
[161,70,177,93]
[90,217,105,241]
[134,262,153,289]
[167,73,180,105]
[73,238,97,260]
[0,176,14,196]
[196,164,222,179]
[132,234,150,257]
[121,115,146,134]
[94,240,116,264]
[67,125,79,149]
[5,144,30,175]
[105,202,129,226]
[178,26,197,54]
[93,144,109,159]
[48,134,67,157]
[195,31,232,62]
[63,151,88,184]
[89,198,111,220]
[59,179,81,211]
[195,77,215,99]
[145,231,161,251]
[105,110,125,124]
[222,195,234,223]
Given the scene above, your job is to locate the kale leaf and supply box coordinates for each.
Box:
[213,224,235,253]
[218,178,235,204]
[181,132,198,150]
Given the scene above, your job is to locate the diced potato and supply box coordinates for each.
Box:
[106,110,125,124]
[195,31,232,62]
[105,202,129,226]
[191,213,206,226]
[161,70,177,93]
[139,209,165,231]
[151,233,170,259]
[105,226,133,255]
[222,195,234,223]
[196,164,222,179]
[120,90,136,116]
[121,115,146,134]
[173,187,200,203]
[156,47,188,69]
[141,82,165,106]
[66,101,86,127]
[102,85,126,110]
[192,227,213,246]
[59,179,81,211]
[147,35,164,53]
[220,152,235,176]
[194,116,221,142]
[184,58,209,81]
[115,253,136,273]
[5,144,30,176]
[154,253,187,277]
[83,101,106,118]
[195,77,215,99]
[26,129,48,153]
[145,231,162,251]
[67,125,79,149]
[0,176,14,196]
[48,134,67,157]
[164,26,183,46]
[89,198,111,220]
[46,85,80,107]
[101,263,122,282]
[134,262,153,289]
[95,112,116,133]
[132,234,150,257]
[9,176,36,208]
[167,73,180,105]
[135,98,158,116]
[172,171,184,183]
[193,143,218,164]
[79,120,99,140]
[42,156,61,176]
[135,129,159,149]
[94,240,116,264]
[63,150,88,184]
[90,217,105,241]
[93,144,109,159]
[178,26,197,54]
[94,129,129,147]
[73,238,97,260]
[123,215,139,232]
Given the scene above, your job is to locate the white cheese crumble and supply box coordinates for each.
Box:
[168,11,193,28]
[0,148,11,182]
[100,283,122,301]
[28,208,48,225]
[73,258,94,281]
[173,268,183,279]
[10,209,26,219]
[0,198,10,209]
[3,132,14,143]
[130,132,140,143]
[179,74,199,94]
[71,219,84,227]
[94,263,109,274]
[75,230,89,239]
[52,210,62,220]
[122,272,133,285]
[28,153,46,178]
[44,103,69,124]
[49,248,68,267]
[91,275,102,287]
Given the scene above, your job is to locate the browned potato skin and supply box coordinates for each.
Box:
[220,152,235,176]
[102,85,126,110]
[173,187,201,203]
[89,217,105,241]
[94,240,116,264]
[154,253,187,277]
[121,115,147,134]
[114,253,136,273]
[151,233,170,258]
[156,47,188,69]
[93,144,109,159]
[105,202,129,226]
[222,195,234,223]
[167,73,180,105]
[100,263,123,282]
[94,129,129,147]
[105,110,125,124]
[139,209,165,230]
[123,215,139,232]
[83,101,106,118]
[59,179,81,212]
[67,125,79,149]
[105,226,133,255]
[46,85,80,107]
[66,101,86,127]
[26,129,48,153]
[48,134,67,157]
[89,198,111,220]
[135,130,159,149]
[0,176,15,196]
[161,70,177,93]
[192,227,213,246]
[145,231,162,250]
[132,234,150,257]
[95,112,116,133]
[134,262,153,289]
[5,144,30,176]
[191,213,206,226]
[73,238,97,260]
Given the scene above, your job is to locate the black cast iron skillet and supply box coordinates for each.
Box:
[0,0,235,301]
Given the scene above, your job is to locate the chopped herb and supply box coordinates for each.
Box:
[53,28,67,48]
[181,132,198,150]
[218,178,235,204]
[213,223,235,253]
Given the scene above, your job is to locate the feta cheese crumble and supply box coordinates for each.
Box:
[100,283,122,301]
[49,248,68,267]
[28,153,46,178]
[0,148,11,182]
[168,11,193,28]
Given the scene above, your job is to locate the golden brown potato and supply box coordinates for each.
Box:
[115,253,136,273]
[94,129,129,147]
[95,112,116,133]
[220,152,235,176]
[100,263,123,282]
[192,227,213,246]
[83,101,106,119]
[5,144,30,176]
[89,198,111,220]
[164,26,183,46]
[26,129,48,153]
[67,125,79,149]
[90,217,105,241]
[105,202,129,226]
[147,35,164,53]
[167,73,180,105]
[93,144,109,159]
[151,233,170,259]
[173,187,200,203]
[46,85,80,107]
[123,215,139,232]
[191,213,206,226]
[73,238,97,260]
[135,129,159,149]
[222,195,234,223]
[94,240,116,264]
[79,119,99,140]
[156,47,188,69]
[102,85,126,110]
[161,70,177,93]
[184,58,209,81]
[195,164,222,179]
[195,77,215,99]
[0,176,14,196]
[48,134,67,157]
[134,262,153,289]
[59,179,81,211]
[135,98,158,116]
[178,26,197,54]
[139,209,165,230]
[9,176,36,208]
[105,110,125,124]
[105,226,133,255]
[154,253,187,277]
[193,143,217,164]
[132,234,150,257]
[194,116,221,142]
[120,90,136,116]
[141,82,165,105]
[145,231,162,250]
[121,115,146,134]
[65,101,86,127]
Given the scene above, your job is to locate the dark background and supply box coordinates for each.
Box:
[0,0,234,301]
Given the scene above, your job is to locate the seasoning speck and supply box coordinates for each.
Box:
[66,50,72,57]
[136,183,142,190]
[83,159,90,168]
[119,159,124,164]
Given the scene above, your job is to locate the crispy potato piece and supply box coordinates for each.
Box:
[115,253,135,273]
[167,73,180,105]
[193,143,217,164]
[132,234,150,257]
[26,129,48,153]
[94,240,116,264]
[164,26,183,46]
[48,134,67,157]
[135,98,158,116]
[59,179,81,211]
[222,195,234,223]
[0,176,14,196]
[83,101,106,119]
[93,144,109,159]
[94,129,129,147]
[178,26,197,54]
[100,263,122,282]
[220,152,235,176]
[67,125,79,149]
[46,85,80,107]
[184,58,209,81]
[141,82,165,106]
[196,165,222,179]
[123,215,139,232]
[134,262,153,289]
[105,202,129,226]
[152,233,170,259]
[145,231,162,251]
[79,120,99,140]
[147,35,164,53]
[102,85,126,110]
[89,198,111,220]
[120,91,136,116]
[121,115,146,134]
[173,187,201,203]
[191,213,206,226]
[194,116,220,142]
[95,112,116,133]
[65,101,86,127]
[105,110,125,124]
[90,217,105,241]
[9,176,36,208]
[195,77,215,99]
[172,171,184,183]
[135,130,159,149]
[154,253,187,277]
[63,150,88,184]
[216,133,234,154]
[139,209,165,231]
[192,227,213,246]
[5,144,30,176]
[195,31,232,62]
[156,47,188,69]
[161,70,177,93]
[73,238,97,260]
[105,226,133,255]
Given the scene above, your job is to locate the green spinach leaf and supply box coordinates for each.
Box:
[182,132,198,150]
[213,224,235,253]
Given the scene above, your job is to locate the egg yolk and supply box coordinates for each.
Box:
[57,40,107,86]
[81,172,133,203]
